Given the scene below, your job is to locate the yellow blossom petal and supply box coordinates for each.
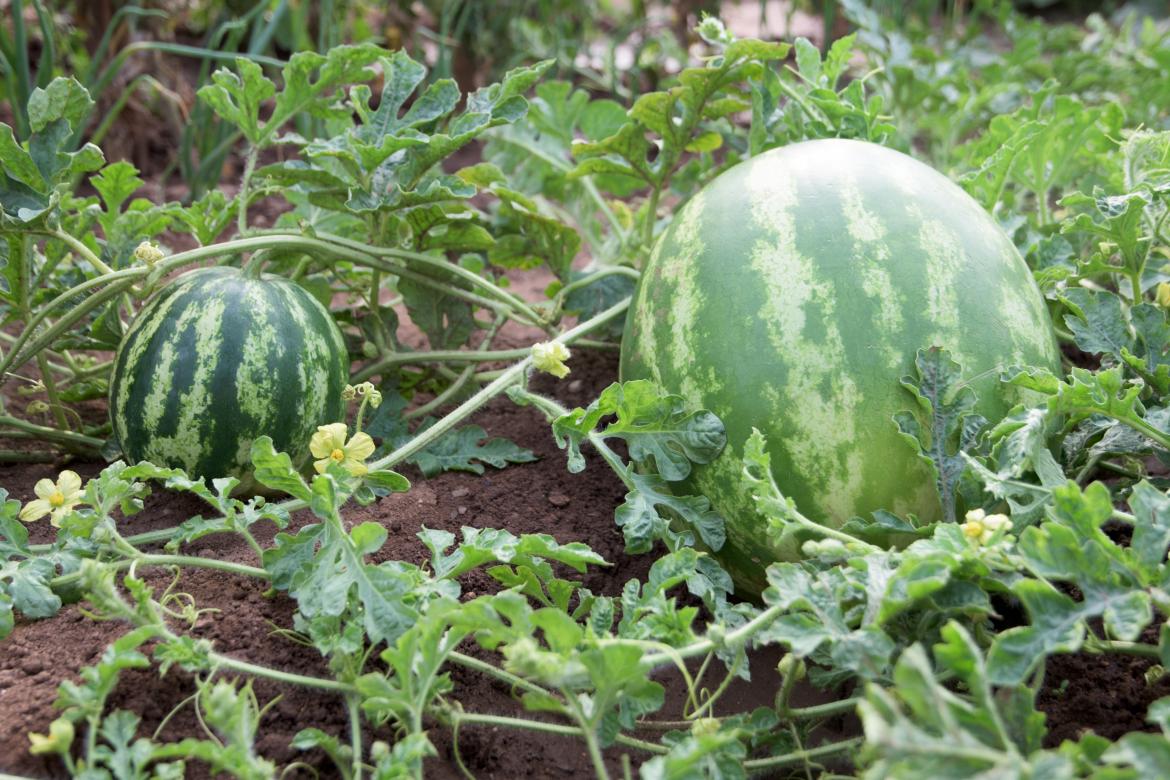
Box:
[341,458,369,477]
[346,432,376,461]
[49,506,74,528]
[32,478,57,501]
[19,498,51,523]
[983,513,1011,532]
[532,341,571,379]
[57,470,82,499]
[1158,282,1170,309]
[313,457,332,475]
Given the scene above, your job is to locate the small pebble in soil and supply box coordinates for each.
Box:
[457,506,468,515]
[568,379,583,393]
[451,487,470,498]
[548,492,571,507]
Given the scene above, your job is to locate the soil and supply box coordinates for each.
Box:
[1040,642,1170,748]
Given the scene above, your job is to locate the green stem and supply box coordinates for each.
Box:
[787,696,861,720]
[405,364,475,422]
[775,71,830,125]
[35,352,72,433]
[741,737,864,771]
[641,188,661,252]
[318,231,547,326]
[447,651,553,698]
[355,346,533,377]
[453,711,664,754]
[40,230,114,275]
[367,298,630,473]
[688,652,741,720]
[643,602,787,669]
[556,266,641,301]
[238,146,259,237]
[208,650,355,693]
[347,694,363,780]
[0,450,56,463]
[1130,270,1144,305]
[565,697,614,780]
[1090,639,1160,659]
[0,414,105,449]
[51,554,270,591]
[774,659,800,716]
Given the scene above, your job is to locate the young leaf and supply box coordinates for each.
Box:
[552,380,726,480]
[894,347,987,524]
[615,467,726,554]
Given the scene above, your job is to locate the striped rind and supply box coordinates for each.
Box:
[620,138,1062,595]
[109,267,348,489]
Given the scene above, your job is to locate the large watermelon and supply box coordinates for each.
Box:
[110,266,348,489]
[620,138,1060,594]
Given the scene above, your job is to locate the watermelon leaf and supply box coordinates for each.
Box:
[249,437,313,504]
[895,347,988,525]
[987,482,1153,685]
[859,623,1047,778]
[615,467,725,554]
[552,380,726,481]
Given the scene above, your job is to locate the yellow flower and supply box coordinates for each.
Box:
[1158,282,1170,309]
[532,341,571,379]
[133,241,165,267]
[19,470,84,527]
[28,718,73,755]
[310,423,375,477]
[961,508,1011,545]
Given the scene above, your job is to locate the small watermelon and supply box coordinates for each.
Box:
[620,138,1060,594]
[109,266,348,489]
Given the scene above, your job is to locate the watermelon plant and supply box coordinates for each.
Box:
[2,3,1170,779]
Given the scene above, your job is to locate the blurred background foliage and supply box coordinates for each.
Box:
[1,0,1165,202]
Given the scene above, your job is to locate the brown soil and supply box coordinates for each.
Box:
[1039,635,1170,748]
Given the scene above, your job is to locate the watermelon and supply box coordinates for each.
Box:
[110,266,348,489]
[620,138,1061,594]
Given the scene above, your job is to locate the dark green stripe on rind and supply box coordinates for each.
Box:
[620,139,1061,596]
[110,267,347,488]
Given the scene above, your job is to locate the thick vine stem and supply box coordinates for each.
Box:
[0,414,105,450]
[741,736,865,771]
[1087,638,1160,658]
[367,297,630,473]
[449,711,667,755]
[50,554,270,592]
